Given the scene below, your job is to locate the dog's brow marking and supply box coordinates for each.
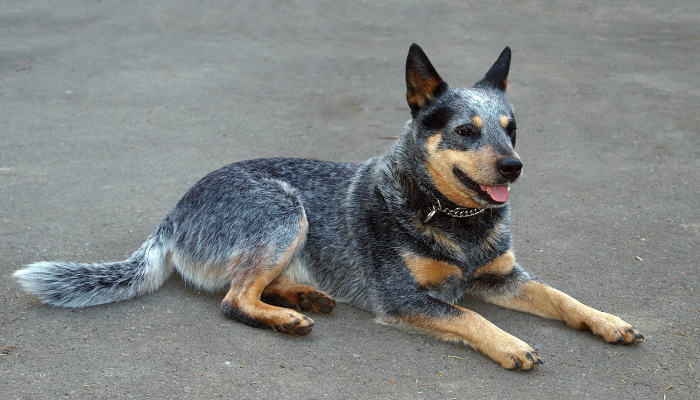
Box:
[425,133,442,153]
[402,253,463,287]
[471,115,483,128]
[499,115,510,128]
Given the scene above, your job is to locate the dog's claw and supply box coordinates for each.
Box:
[628,328,645,341]
[526,352,543,365]
[509,357,522,370]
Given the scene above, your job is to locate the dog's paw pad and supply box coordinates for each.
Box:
[299,291,336,314]
[277,315,314,336]
[306,291,319,302]
[298,294,314,311]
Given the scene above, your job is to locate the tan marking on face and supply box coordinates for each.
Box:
[499,115,510,128]
[402,253,463,287]
[471,115,483,128]
[473,251,515,277]
[379,305,540,370]
[424,134,500,208]
[485,280,643,344]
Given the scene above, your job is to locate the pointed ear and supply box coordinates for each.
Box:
[406,43,448,117]
[474,47,511,91]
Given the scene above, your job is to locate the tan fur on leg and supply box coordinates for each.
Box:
[262,275,336,314]
[382,306,542,370]
[486,280,643,344]
[220,218,315,335]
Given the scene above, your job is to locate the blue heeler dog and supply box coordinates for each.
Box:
[14,44,643,370]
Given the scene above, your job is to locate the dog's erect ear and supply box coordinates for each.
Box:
[406,44,448,117]
[474,47,511,92]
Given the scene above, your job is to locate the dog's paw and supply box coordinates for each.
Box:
[485,335,543,371]
[502,344,543,371]
[581,312,644,344]
[299,291,336,314]
[274,314,315,336]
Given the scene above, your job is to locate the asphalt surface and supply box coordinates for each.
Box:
[1,1,699,398]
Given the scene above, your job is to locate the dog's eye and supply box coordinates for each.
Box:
[456,127,474,137]
[506,124,517,147]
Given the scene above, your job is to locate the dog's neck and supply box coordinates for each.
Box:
[400,173,491,223]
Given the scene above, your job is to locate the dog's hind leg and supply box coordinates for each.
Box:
[261,275,336,314]
[167,169,319,335]
[219,214,316,336]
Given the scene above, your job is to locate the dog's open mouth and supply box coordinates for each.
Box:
[453,168,510,204]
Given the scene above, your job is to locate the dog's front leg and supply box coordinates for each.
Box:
[474,252,644,344]
[487,280,644,343]
[379,299,542,370]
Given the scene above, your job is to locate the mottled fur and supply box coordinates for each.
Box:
[14,44,643,370]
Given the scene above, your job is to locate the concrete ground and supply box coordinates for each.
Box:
[1,0,698,398]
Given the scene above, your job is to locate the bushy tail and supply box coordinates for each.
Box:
[13,232,173,308]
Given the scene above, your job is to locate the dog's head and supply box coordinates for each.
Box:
[405,44,520,209]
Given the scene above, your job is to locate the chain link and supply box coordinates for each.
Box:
[424,199,486,222]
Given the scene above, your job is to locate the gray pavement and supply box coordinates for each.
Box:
[1,0,699,398]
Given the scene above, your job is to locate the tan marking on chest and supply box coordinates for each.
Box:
[473,251,515,277]
[403,253,463,287]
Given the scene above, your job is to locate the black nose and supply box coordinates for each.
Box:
[497,158,522,180]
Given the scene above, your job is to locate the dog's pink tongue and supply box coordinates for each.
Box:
[480,185,509,202]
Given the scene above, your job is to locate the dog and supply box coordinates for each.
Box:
[14,44,643,370]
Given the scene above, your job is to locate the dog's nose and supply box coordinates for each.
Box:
[497,158,522,180]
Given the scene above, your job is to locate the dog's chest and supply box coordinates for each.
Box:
[406,216,511,302]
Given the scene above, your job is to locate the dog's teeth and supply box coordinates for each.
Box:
[507,187,510,192]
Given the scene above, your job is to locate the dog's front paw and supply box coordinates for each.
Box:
[503,343,543,371]
[484,335,543,371]
[579,312,644,344]
[503,350,543,371]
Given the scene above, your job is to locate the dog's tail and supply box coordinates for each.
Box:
[13,227,174,308]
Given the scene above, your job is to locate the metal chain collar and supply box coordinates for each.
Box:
[424,199,486,223]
